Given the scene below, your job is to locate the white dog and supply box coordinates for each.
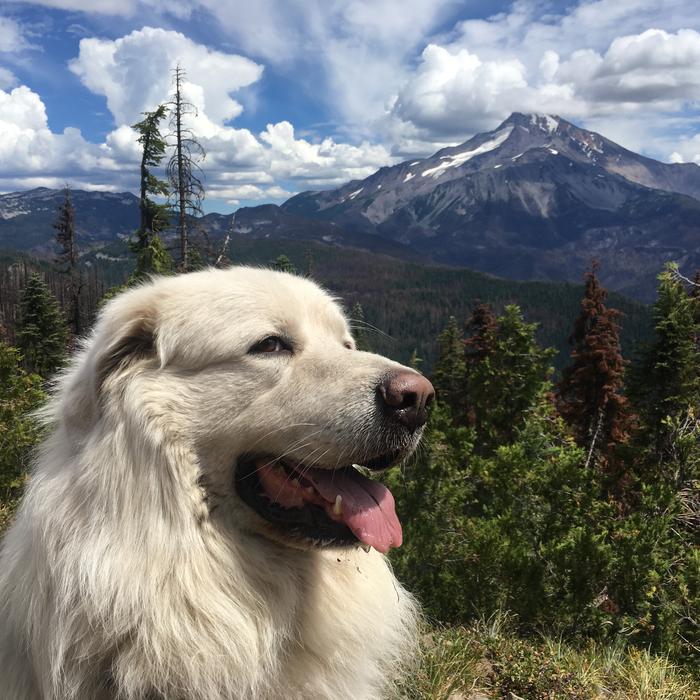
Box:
[0,267,434,700]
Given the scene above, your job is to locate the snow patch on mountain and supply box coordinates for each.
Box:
[421,127,513,179]
[531,114,559,134]
[0,208,29,219]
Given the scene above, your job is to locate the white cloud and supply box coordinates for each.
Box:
[666,136,700,165]
[0,17,29,53]
[390,20,700,155]
[0,79,394,203]
[69,27,263,126]
[210,183,295,206]
[63,26,396,198]
[0,86,122,186]
[0,66,17,89]
[393,44,528,136]
[260,121,393,183]
[192,0,457,131]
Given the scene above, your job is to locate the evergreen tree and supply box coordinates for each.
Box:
[557,264,631,472]
[130,105,174,281]
[629,263,700,476]
[0,343,44,494]
[303,249,315,278]
[464,304,555,450]
[350,302,370,351]
[432,316,466,413]
[167,65,205,272]
[691,269,700,351]
[408,348,423,371]
[53,188,83,335]
[16,274,68,378]
[271,254,297,275]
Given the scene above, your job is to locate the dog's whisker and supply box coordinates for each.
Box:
[245,423,320,455]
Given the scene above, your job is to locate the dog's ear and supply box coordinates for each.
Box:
[95,313,157,391]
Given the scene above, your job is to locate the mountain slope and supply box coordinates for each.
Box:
[0,187,139,255]
[282,113,700,300]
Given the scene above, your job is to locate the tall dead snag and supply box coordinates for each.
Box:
[53,188,83,336]
[557,263,631,477]
[167,65,205,272]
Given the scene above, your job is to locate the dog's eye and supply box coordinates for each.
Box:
[249,336,292,354]
[344,341,353,350]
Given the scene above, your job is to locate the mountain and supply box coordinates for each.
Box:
[1,113,699,300]
[0,187,139,255]
[282,113,700,300]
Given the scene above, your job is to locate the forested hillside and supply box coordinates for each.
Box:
[0,239,652,372]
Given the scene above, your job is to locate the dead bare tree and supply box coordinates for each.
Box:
[167,65,205,272]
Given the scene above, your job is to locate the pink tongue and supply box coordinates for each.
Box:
[304,468,402,554]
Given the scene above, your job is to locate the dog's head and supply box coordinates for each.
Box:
[61,267,433,554]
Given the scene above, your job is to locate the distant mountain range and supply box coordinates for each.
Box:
[2,112,699,301]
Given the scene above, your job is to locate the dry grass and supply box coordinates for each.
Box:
[394,613,700,700]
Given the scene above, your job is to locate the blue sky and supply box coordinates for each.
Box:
[1,0,700,213]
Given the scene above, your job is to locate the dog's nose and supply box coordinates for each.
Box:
[378,371,435,431]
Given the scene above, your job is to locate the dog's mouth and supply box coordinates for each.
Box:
[234,453,403,553]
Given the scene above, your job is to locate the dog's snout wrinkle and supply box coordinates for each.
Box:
[378,371,435,431]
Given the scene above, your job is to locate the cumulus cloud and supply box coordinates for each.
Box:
[390,21,700,155]
[555,29,700,103]
[0,86,130,189]
[0,42,394,203]
[260,121,392,184]
[392,44,528,136]
[69,27,263,126]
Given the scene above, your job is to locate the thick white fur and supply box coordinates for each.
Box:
[0,267,420,700]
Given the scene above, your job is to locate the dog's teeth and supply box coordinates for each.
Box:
[333,495,342,515]
[291,479,300,488]
[361,544,371,553]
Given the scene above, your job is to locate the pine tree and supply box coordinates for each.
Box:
[271,254,297,275]
[16,274,68,378]
[691,269,700,351]
[408,349,423,371]
[432,316,466,413]
[0,341,45,530]
[53,188,83,335]
[464,304,555,450]
[629,263,700,474]
[303,248,315,278]
[557,264,631,471]
[350,302,371,351]
[130,105,174,281]
[167,65,205,272]
[463,303,499,365]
